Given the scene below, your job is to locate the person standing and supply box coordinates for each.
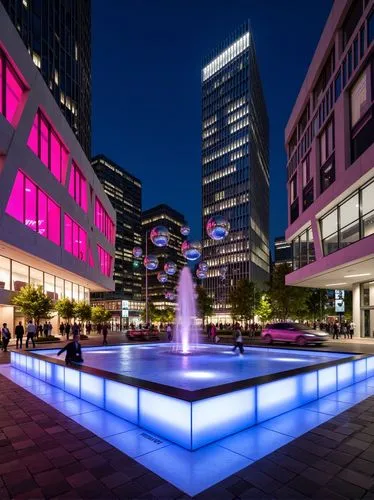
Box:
[349,321,355,339]
[15,321,24,349]
[59,322,65,337]
[43,322,49,338]
[47,321,53,337]
[72,322,79,337]
[1,323,10,352]
[86,322,92,335]
[26,320,36,348]
[166,324,172,342]
[232,323,244,354]
[65,322,71,341]
[211,323,217,343]
[102,323,108,345]
[37,323,43,338]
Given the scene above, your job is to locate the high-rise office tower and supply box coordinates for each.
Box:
[141,204,187,310]
[201,22,270,321]
[2,0,91,155]
[91,155,142,302]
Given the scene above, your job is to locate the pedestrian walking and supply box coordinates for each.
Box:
[15,321,24,349]
[166,324,173,341]
[26,320,36,348]
[1,323,10,352]
[37,323,43,338]
[102,323,108,345]
[65,322,71,341]
[59,322,65,336]
[232,323,244,354]
[43,321,49,338]
[86,322,92,335]
[47,321,52,336]
[72,322,79,336]
[211,323,217,343]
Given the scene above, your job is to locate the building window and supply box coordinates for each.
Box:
[351,65,373,163]
[320,120,334,165]
[302,154,311,187]
[64,215,87,262]
[320,179,374,256]
[98,245,112,277]
[0,256,10,291]
[6,170,61,245]
[12,261,29,292]
[290,174,297,203]
[351,69,370,127]
[368,9,374,45]
[95,197,115,243]
[0,48,25,125]
[68,161,87,212]
[334,71,342,100]
[27,109,69,184]
[342,0,363,49]
[292,227,315,270]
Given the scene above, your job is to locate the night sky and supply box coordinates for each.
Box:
[91,0,332,248]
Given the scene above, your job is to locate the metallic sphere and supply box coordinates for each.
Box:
[165,291,176,301]
[196,269,207,279]
[206,215,230,241]
[150,225,169,247]
[198,261,208,272]
[180,225,190,236]
[164,261,177,276]
[181,240,202,261]
[143,255,159,271]
[157,271,168,284]
[132,246,143,258]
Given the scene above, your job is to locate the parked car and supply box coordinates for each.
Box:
[261,322,329,346]
[127,328,160,341]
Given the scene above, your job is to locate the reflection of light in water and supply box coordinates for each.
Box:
[183,371,216,379]
[88,351,113,354]
[138,347,153,349]
[273,357,304,362]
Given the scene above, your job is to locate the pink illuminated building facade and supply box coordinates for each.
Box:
[0,4,115,331]
[285,0,374,337]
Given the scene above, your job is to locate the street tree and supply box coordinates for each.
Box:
[12,285,54,325]
[196,286,213,327]
[91,306,111,325]
[55,298,75,323]
[269,263,309,320]
[255,294,272,324]
[229,280,260,323]
[74,301,92,325]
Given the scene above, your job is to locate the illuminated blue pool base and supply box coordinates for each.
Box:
[10,346,374,450]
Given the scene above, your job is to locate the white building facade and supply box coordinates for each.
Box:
[0,4,115,332]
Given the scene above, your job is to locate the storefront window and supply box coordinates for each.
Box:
[44,273,55,300]
[64,280,72,300]
[72,283,79,301]
[78,285,84,301]
[361,282,374,307]
[0,257,10,290]
[55,277,64,299]
[12,261,28,292]
[30,267,43,287]
[84,288,89,303]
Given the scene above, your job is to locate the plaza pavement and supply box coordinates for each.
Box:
[1,335,374,498]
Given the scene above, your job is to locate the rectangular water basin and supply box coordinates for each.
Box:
[10,344,374,450]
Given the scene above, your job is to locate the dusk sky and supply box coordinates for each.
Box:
[91,0,332,246]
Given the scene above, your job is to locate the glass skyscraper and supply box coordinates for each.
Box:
[202,22,269,320]
[2,0,91,155]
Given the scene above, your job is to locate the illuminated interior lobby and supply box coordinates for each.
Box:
[0,4,115,331]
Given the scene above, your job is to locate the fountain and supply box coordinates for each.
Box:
[173,266,199,354]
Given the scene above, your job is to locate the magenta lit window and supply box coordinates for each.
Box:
[6,171,24,223]
[88,245,94,267]
[98,245,112,277]
[68,161,87,212]
[5,170,61,246]
[95,197,115,244]
[27,109,70,184]
[0,49,25,125]
[64,214,87,262]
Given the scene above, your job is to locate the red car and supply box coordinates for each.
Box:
[127,328,160,341]
[261,323,329,346]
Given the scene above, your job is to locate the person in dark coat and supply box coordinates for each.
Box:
[102,324,109,345]
[15,321,24,349]
[57,333,84,365]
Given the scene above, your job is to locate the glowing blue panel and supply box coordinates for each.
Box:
[337,362,354,389]
[45,361,53,384]
[260,407,331,438]
[367,357,374,377]
[80,373,105,408]
[19,354,27,372]
[139,389,191,449]
[70,409,136,438]
[354,359,367,383]
[106,428,170,458]
[257,372,318,423]
[39,360,46,381]
[32,358,40,378]
[51,364,65,389]
[10,351,17,367]
[64,367,80,397]
[26,355,33,374]
[192,388,255,449]
[318,366,337,397]
[105,379,138,424]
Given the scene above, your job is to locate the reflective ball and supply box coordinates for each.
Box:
[132,246,143,258]
[196,269,207,279]
[143,255,159,270]
[198,261,208,272]
[150,225,169,247]
[219,266,228,281]
[164,261,177,276]
[206,215,230,241]
[165,291,176,301]
[180,225,190,236]
[157,271,168,284]
[181,240,202,261]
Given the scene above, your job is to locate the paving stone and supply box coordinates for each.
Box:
[327,449,355,467]
[236,468,282,493]
[76,479,117,499]
[345,437,371,451]
[347,457,374,476]
[312,487,348,500]
[338,468,374,490]
[269,452,308,474]
[300,467,333,486]
[273,485,308,499]
[326,476,366,499]
[251,457,296,484]
[66,470,96,488]
[288,475,321,496]
[145,482,182,499]
[12,487,44,500]
[100,471,130,489]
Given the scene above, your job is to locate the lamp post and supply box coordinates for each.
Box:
[145,230,149,325]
